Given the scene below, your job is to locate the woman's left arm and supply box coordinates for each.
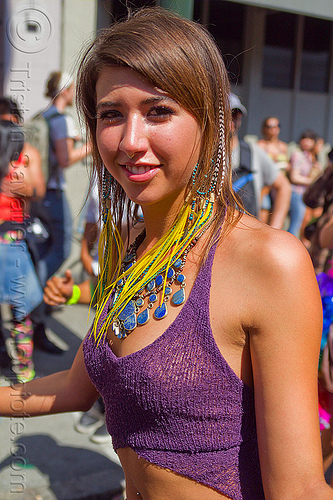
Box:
[250,231,333,500]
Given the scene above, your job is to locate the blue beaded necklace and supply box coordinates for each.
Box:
[110,229,193,339]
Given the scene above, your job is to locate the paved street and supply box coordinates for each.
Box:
[0,162,125,499]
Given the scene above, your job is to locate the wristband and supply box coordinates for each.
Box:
[66,284,81,305]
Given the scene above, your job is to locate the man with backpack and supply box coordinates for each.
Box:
[35,72,91,280]
[230,93,291,229]
[25,73,91,354]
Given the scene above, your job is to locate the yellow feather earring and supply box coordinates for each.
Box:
[91,193,215,344]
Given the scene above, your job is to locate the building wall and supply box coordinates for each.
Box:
[1,0,331,145]
[229,0,333,20]
[233,4,333,143]
[0,0,96,121]
[61,0,97,76]
[1,0,62,120]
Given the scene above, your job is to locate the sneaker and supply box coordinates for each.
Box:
[75,407,103,434]
[90,423,110,444]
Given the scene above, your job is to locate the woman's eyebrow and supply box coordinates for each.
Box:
[96,95,176,112]
[143,96,176,105]
[96,101,119,112]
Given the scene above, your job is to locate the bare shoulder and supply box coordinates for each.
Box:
[217,214,317,287]
[214,213,322,347]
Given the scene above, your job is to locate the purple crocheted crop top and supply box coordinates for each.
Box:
[83,239,265,500]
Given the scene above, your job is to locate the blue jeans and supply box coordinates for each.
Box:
[36,189,73,286]
[288,190,306,237]
[0,241,43,321]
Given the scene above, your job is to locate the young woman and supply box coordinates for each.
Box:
[257,116,290,225]
[0,8,332,500]
[287,130,322,238]
[257,116,289,171]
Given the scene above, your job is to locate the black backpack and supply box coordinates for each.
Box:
[232,140,257,217]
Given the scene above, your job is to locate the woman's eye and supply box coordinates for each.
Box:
[148,106,174,120]
[97,110,122,121]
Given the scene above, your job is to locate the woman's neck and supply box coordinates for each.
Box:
[138,193,187,256]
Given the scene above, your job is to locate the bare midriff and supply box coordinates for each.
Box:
[117,447,231,500]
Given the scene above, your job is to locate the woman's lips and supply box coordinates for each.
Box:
[122,163,160,182]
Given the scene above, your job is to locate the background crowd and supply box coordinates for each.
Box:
[1,72,333,480]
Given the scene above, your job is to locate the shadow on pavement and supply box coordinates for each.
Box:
[1,306,92,380]
[0,434,124,500]
[33,314,86,377]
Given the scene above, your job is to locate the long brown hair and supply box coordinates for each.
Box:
[76,7,240,262]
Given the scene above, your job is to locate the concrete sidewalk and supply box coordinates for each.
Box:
[0,161,125,500]
[0,302,125,500]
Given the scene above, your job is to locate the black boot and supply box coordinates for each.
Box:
[33,323,64,355]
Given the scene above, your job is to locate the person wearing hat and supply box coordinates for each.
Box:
[230,93,291,229]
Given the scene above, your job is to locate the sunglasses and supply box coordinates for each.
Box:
[264,123,280,128]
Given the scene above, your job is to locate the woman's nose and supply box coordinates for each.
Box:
[119,114,148,157]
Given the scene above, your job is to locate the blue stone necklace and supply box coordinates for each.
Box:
[110,230,193,339]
